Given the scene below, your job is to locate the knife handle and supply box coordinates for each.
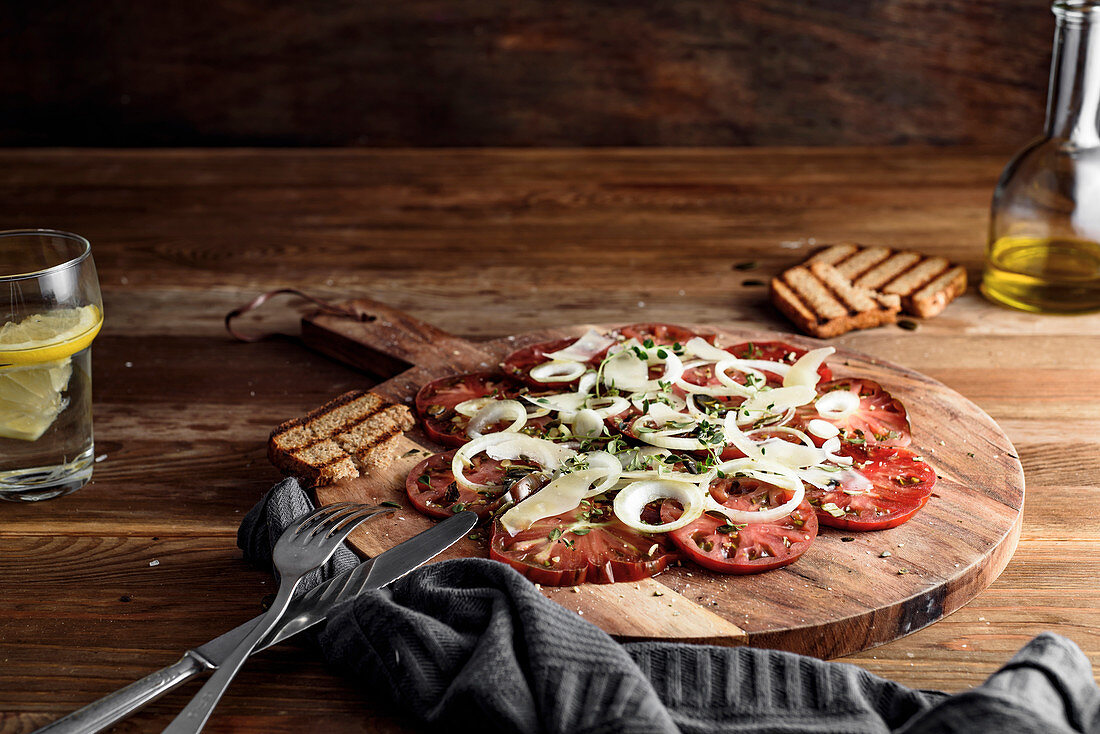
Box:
[32,653,209,734]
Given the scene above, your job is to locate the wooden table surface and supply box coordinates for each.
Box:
[2,147,1098,733]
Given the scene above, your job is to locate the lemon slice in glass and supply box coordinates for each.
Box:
[0,306,100,441]
[0,305,102,365]
[0,359,72,441]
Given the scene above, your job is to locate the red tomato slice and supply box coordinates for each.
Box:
[725,340,832,386]
[501,337,602,388]
[406,450,536,519]
[806,444,936,530]
[804,378,911,447]
[618,323,708,347]
[662,476,818,574]
[415,372,524,447]
[489,495,678,585]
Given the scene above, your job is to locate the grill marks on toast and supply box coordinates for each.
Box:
[770,262,901,338]
[269,390,415,487]
[807,244,966,318]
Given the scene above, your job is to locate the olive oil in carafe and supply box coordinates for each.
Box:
[982,235,1100,312]
[982,2,1100,314]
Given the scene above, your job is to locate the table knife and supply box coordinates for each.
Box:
[33,510,477,734]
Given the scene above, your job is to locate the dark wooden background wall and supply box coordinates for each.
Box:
[2,0,1053,147]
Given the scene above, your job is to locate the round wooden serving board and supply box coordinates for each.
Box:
[307,298,1024,659]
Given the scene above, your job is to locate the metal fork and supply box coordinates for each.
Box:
[161,502,392,734]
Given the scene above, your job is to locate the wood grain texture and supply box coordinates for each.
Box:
[2,147,1099,733]
[0,1,1050,147]
[312,314,1024,656]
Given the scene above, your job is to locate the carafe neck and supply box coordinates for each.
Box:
[1046,2,1100,145]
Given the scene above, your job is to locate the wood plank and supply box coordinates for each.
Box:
[0,3,1048,147]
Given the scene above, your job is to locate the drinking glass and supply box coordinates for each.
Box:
[0,230,103,501]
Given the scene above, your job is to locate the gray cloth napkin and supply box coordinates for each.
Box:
[239,478,1100,734]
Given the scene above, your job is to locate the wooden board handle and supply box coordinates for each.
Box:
[301,297,487,378]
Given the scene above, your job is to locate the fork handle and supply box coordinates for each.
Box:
[161,583,298,734]
[32,653,209,734]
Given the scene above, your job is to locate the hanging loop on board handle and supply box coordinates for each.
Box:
[225,288,374,343]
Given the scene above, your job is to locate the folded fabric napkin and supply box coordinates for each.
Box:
[239,479,1100,734]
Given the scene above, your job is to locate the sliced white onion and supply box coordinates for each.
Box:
[584,395,632,418]
[800,465,871,492]
[530,360,586,383]
[522,392,629,420]
[674,378,756,398]
[455,396,496,417]
[602,350,649,390]
[713,360,762,395]
[740,385,816,414]
[630,390,688,413]
[462,396,547,420]
[523,392,587,415]
[783,347,835,389]
[644,351,685,392]
[816,389,861,420]
[683,337,792,379]
[546,329,616,362]
[683,337,732,362]
[807,418,840,439]
[647,401,694,427]
[452,434,576,490]
[704,458,805,524]
[466,399,527,438]
[577,371,599,395]
[746,426,815,447]
[635,434,709,451]
[756,437,825,468]
[571,409,605,438]
[722,412,764,460]
[500,469,604,535]
[821,436,841,454]
[613,479,707,533]
[581,450,623,495]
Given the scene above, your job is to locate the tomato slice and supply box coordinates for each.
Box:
[489,495,678,585]
[802,378,911,447]
[806,444,935,530]
[406,449,536,519]
[619,323,708,346]
[726,340,832,386]
[501,337,603,388]
[662,476,818,574]
[414,372,524,447]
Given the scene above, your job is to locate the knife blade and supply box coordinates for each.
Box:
[34,511,478,734]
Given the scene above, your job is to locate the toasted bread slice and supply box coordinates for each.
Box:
[770,262,901,338]
[807,244,966,318]
[269,390,414,487]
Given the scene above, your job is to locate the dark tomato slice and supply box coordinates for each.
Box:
[501,337,601,389]
[726,340,832,386]
[619,323,708,347]
[806,444,935,530]
[662,476,818,574]
[415,372,524,447]
[489,495,677,585]
[804,378,911,447]
[406,450,527,519]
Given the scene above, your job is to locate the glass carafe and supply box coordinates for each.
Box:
[982,0,1100,313]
